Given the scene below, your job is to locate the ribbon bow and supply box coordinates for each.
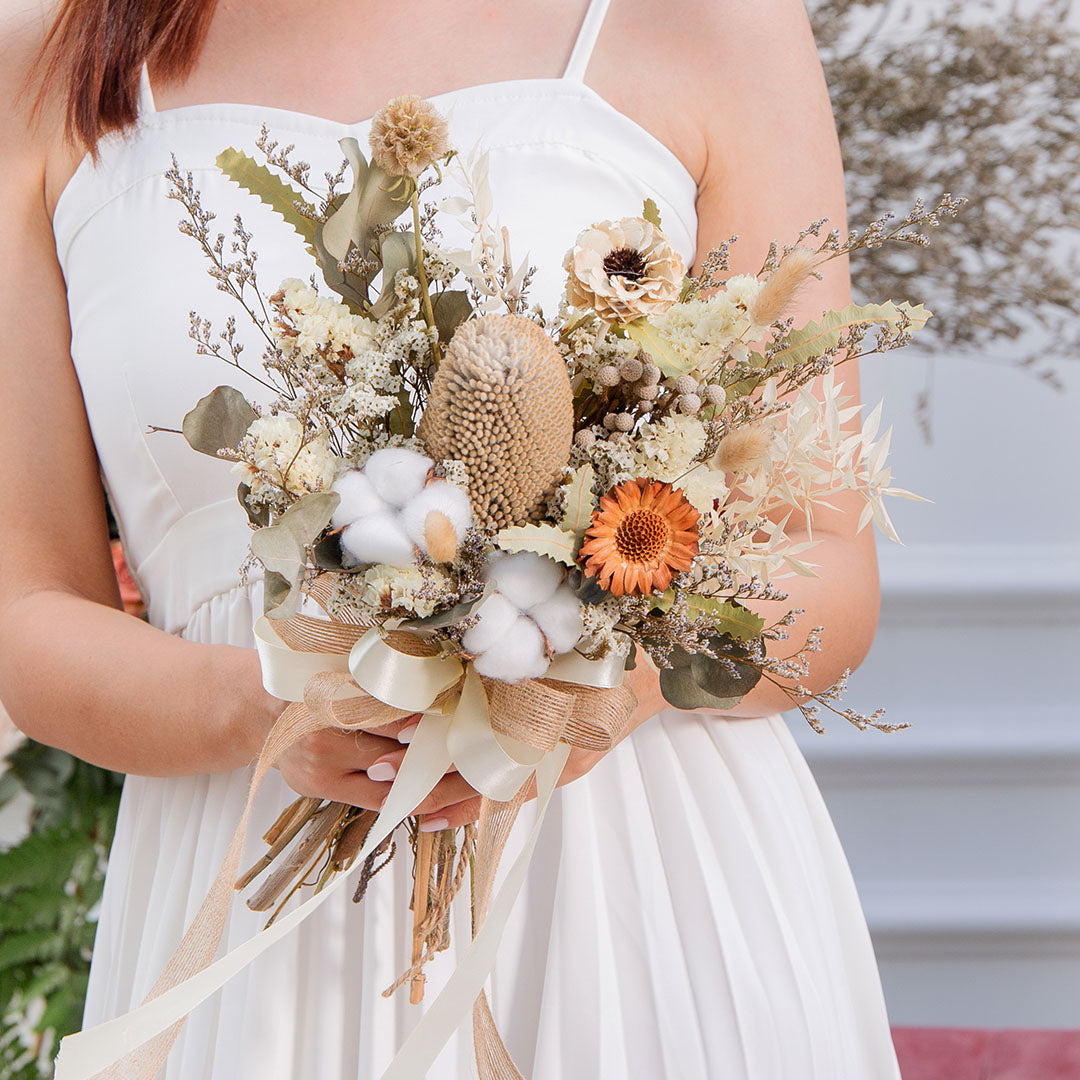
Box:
[54,610,636,1080]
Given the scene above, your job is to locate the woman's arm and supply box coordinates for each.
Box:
[0,16,277,776]
[631,0,881,721]
[0,18,442,813]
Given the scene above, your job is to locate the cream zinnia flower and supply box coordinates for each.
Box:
[368,95,450,177]
[563,217,685,324]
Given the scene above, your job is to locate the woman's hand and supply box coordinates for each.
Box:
[273,715,480,815]
[417,657,669,831]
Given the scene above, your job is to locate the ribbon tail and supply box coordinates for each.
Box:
[471,787,531,1080]
[53,711,453,1080]
[380,743,570,1080]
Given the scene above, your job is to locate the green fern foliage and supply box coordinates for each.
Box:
[0,742,122,1079]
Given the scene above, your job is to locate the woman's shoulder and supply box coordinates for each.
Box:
[593,0,828,189]
[0,2,82,216]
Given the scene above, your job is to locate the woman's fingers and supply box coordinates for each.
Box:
[421,796,483,830]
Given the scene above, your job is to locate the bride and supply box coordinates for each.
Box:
[0,0,902,1076]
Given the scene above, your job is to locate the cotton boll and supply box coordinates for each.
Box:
[330,469,387,529]
[400,481,474,551]
[471,615,550,681]
[340,512,416,568]
[363,448,433,507]
[528,588,584,655]
[486,551,562,610]
[461,593,520,656]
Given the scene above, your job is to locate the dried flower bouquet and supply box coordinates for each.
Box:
[104,93,961,1077]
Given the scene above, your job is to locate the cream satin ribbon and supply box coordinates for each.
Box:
[54,615,630,1080]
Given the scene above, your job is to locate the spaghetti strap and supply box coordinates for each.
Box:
[138,60,157,116]
[562,0,612,83]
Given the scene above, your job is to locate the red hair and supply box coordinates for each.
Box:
[31,0,218,153]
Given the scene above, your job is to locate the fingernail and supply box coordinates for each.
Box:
[419,816,448,832]
[397,721,420,744]
[367,761,397,782]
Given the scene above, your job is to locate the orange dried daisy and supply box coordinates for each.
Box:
[579,478,700,596]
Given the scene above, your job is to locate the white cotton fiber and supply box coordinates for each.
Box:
[471,615,549,681]
[400,481,474,551]
[461,593,520,656]
[363,448,433,506]
[340,512,416,568]
[330,469,387,529]
[486,551,562,610]
[529,588,584,655]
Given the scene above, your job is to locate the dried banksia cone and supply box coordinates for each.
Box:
[418,315,574,531]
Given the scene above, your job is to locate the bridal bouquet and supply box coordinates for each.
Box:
[55,94,961,1080]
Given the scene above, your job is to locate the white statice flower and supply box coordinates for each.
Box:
[232,412,341,499]
[632,414,707,483]
[569,433,637,494]
[577,597,631,660]
[679,465,730,517]
[462,551,584,681]
[358,564,448,619]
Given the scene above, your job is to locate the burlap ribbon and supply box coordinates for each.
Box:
[54,609,636,1080]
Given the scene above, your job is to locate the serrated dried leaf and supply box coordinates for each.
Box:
[496,523,579,567]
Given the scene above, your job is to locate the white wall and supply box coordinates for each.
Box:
[790,350,1080,1027]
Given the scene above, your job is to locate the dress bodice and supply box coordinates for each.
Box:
[51,0,699,636]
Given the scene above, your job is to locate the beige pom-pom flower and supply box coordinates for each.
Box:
[563,217,685,324]
[368,95,449,178]
[418,314,574,531]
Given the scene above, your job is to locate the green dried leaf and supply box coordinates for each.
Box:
[322,138,410,261]
[642,197,662,228]
[689,597,766,641]
[658,633,761,710]
[754,300,933,371]
[216,148,317,254]
[182,386,256,459]
[496,523,580,567]
[559,464,596,540]
[624,317,691,377]
[251,492,340,618]
[237,482,270,528]
[370,230,418,318]
[432,289,473,344]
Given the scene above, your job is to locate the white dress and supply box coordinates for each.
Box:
[57,1,902,1076]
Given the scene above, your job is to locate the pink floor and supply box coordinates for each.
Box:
[893,1028,1080,1079]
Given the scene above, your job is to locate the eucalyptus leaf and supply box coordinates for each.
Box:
[689,649,761,701]
[624,317,691,377]
[496,523,580,567]
[237,482,270,528]
[659,665,743,711]
[181,386,256,458]
[432,289,473,344]
[216,149,317,255]
[262,570,294,616]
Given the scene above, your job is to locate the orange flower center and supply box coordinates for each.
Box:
[614,508,671,565]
